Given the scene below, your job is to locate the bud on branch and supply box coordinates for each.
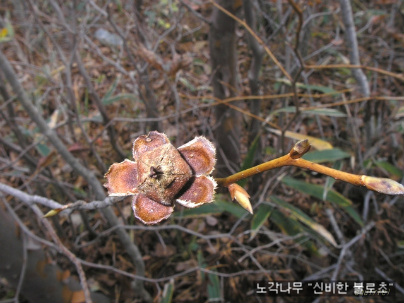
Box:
[104,135,404,224]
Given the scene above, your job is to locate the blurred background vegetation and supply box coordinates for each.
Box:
[0,0,404,302]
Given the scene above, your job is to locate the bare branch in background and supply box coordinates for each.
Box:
[339,0,370,97]
[107,6,162,133]
[0,182,124,214]
[0,198,110,303]
[243,0,265,191]
[210,0,242,176]
[1,1,404,301]
[0,50,152,303]
[74,51,126,160]
[339,0,373,153]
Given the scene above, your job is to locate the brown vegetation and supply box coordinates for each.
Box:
[0,1,404,302]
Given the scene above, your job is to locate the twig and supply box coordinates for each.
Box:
[215,139,404,196]
[375,267,404,294]
[331,222,375,280]
[0,182,125,216]
[107,6,161,132]
[15,218,28,303]
[74,51,126,160]
[285,0,305,113]
[338,0,370,96]
[208,0,292,82]
[306,63,404,82]
[0,49,152,303]
[242,0,264,157]
[0,196,58,250]
[1,195,92,303]
[178,0,211,25]
[31,204,93,303]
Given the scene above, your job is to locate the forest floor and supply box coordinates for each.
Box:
[0,1,404,302]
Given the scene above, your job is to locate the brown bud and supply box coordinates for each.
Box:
[289,139,311,159]
[228,183,253,214]
[361,175,404,195]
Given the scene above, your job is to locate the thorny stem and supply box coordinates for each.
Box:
[216,140,404,196]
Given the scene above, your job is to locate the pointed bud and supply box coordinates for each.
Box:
[44,208,63,218]
[361,175,404,195]
[289,139,311,159]
[228,183,253,214]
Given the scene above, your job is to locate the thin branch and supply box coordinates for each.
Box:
[208,0,292,82]
[305,63,404,82]
[242,0,264,143]
[331,221,375,280]
[0,49,152,303]
[0,182,125,215]
[32,204,93,303]
[74,51,126,160]
[178,0,211,25]
[338,0,370,96]
[215,139,404,196]
[0,196,59,250]
[107,6,161,132]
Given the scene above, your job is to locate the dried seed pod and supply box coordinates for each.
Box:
[104,131,217,224]
[178,137,216,175]
[137,142,192,205]
[176,176,217,208]
[104,160,139,196]
[132,194,173,224]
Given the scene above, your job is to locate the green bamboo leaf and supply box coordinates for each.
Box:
[296,84,339,94]
[276,79,340,95]
[281,176,363,226]
[397,240,404,249]
[196,250,221,301]
[160,279,174,303]
[270,196,337,247]
[270,209,318,253]
[215,199,246,218]
[323,161,343,200]
[273,106,346,117]
[179,77,196,91]
[174,199,245,219]
[281,176,351,206]
[302,149,351,163]
[102,93,139,105]
[239,133,260,187]
[395,105,404,119]
[374,160,404,179]
[207,273,221,301]
[250,204,272,239]
[36,143,51,156]
[173,203,221,218]
[101,77,119,104]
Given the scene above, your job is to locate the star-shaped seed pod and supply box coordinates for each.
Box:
[104,131,217,224]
